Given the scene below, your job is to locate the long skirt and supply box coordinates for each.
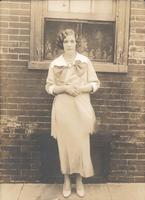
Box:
[51,93,96,177]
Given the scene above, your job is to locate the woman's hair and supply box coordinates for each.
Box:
[56,29,77,50]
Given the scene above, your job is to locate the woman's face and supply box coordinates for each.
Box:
[63,34,76,53]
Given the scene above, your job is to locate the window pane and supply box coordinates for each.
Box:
[92,0,114,16]
[44,19,115,63]
[44,19,79,59]
[47,0,115,19]
[70,0,91,13]
[48,0,69,12]
[81,22,115,62]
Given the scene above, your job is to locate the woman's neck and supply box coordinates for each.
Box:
[63,52,77,63]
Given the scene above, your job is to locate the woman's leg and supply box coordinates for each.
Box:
[63,174,71,198]
[76,174,85,197]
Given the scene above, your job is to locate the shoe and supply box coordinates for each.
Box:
[62,183,71,198]
[76,181,85,198]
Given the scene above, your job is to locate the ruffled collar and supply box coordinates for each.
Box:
[53,53,88,77]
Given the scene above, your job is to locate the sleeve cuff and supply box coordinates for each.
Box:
[90,82,98,93]
[45,84,55,95]
[49,85,55,95]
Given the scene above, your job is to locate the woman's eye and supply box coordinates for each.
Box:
[71,40,75,43]
[63,40,68,43]
[63,40,75,44]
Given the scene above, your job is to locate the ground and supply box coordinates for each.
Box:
[0,183,145,200]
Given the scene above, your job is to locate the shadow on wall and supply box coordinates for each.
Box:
[38,131,112,183]
[0,116,112,183]
[90,131,112,183]
[38,133,61,183]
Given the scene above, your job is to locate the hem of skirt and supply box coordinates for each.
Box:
[61,170,94,178]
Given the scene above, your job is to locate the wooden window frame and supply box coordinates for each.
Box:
[28,0,130,73]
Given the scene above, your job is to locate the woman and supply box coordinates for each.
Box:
[45,29,100,198]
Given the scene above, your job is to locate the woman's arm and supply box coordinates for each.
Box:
[85,58,100,93]
[45,84,65,95]
[45,83,80,96]
[53,85,80,96]
[45,62,80,96]
[45,76,80,96]
[77,84,93,93]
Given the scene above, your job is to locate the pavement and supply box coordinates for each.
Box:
[0,183,145,200]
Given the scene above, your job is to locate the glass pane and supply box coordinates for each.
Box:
[92,0,114,16]
[70,0,91,13]
[44,19,115,63]
[47,0,115,18]
[44,19,80,59]
[48,0,69,12]
[81,22,115,62]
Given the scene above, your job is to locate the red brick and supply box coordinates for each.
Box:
[0,40,19,47]
[20,3,31,10]
[0,21,8,27]
[136,16,145,21]
[19,42,29,48]
[0,28,19,35]
[19,54,30,60]
[136,28,145,34]
[135,41,145,46]
[0,35,9,40]
[0,9,9,15]
[0,2,20,9]
[9,47,30,54]
[9,9,30,16]
[9,22,30,29]
[19,29,30,35]
[0,15,19,22]
[20,16,30,22]
[0,54,18,60]
[131,21,145,27]
[9,35,30,42]
[0,60,28,66]
[131,9,145,15]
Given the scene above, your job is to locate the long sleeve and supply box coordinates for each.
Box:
[45,63,56,95]
[87,59,100,93]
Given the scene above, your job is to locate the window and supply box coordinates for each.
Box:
[29,0,130,73]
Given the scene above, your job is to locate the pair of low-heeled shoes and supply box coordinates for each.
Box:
[63,182,85,198]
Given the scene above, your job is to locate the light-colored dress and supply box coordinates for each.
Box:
[45,52,100,177]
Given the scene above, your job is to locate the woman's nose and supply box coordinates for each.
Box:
[68,42,72,46]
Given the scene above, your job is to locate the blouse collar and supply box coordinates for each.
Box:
[62,52,86,66]
[53,52,87,67]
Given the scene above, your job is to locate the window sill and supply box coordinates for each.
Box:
[28,61,128,73]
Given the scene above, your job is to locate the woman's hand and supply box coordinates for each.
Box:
[65,85,80,97]
[74,84,93,93]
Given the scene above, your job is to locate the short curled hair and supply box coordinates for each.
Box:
[56,29,78,50]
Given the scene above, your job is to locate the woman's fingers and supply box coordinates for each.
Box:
[65,85,80,96]
[73,88,80,95]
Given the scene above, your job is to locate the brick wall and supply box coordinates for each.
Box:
[108,0,145,182]
[0,0,145,182]
[0,0,43,182]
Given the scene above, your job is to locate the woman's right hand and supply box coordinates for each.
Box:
[65,85,80,97]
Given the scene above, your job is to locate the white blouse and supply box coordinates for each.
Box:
[45,52,100,95]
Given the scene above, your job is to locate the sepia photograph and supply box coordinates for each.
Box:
[0,0,145,200]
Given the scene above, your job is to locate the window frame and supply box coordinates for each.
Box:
[29,0,130,73]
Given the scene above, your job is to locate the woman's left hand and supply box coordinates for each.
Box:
[65,85,80,97]
[75,84,93,93]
